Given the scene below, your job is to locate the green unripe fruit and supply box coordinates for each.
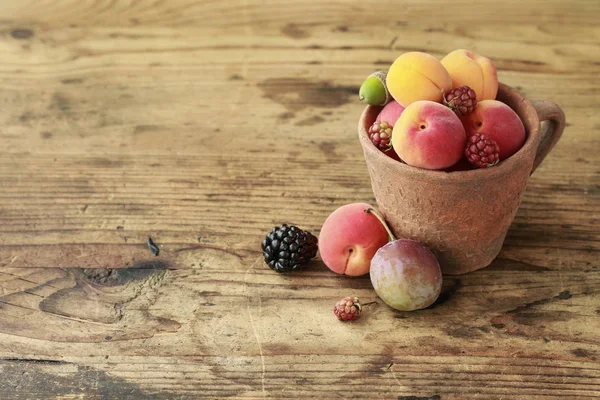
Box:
[358,71,390,106]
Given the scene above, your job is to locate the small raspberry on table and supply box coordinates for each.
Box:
[333,296,362,321]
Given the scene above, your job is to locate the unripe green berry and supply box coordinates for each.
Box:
[359,71,390,106]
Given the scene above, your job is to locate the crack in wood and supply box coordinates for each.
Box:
[2,358,69,365]
[504,290,573,315]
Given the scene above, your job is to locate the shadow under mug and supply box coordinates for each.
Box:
[358,83,566,275]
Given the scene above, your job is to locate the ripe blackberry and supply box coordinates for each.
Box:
[261,224,318,272]
[443,86,477,116]
[465,133,500,168]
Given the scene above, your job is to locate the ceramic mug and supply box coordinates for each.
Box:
[358,83,566,275]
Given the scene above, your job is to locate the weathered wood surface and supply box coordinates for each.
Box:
[0,0,598,399]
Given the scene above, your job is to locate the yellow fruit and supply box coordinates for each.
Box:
[386,52,452,107]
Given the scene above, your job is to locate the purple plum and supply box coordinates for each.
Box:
[366,209,443,311]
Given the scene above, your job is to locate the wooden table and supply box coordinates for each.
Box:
[0,1,598,399]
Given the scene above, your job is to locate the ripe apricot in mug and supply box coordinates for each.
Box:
[386,52,452,107]
[392,101,466,170]
[441,49,498,101]
[461,100,526,160]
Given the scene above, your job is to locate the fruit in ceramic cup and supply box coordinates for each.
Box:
[460,100,526,160]
[368,121,394,152]
[369,101,405,161]
[368,120,402,161]
[392,101,467,170]
[441,49,498,101]
[366,209,443,311]
[443,85,477,117]
[376,100,405,126]
[319,203,390,276]
[464,133,500,168]
[386,52,452,107]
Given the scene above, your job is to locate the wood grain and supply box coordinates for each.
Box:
[0,0,598,398]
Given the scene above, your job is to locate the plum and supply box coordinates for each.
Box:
[366,209,443,311]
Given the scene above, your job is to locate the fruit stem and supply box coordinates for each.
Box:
[365,208,396,242]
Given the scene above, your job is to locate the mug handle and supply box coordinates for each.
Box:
[530,98,566,174]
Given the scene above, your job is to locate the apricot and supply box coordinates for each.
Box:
[460,100,526,160]
[392,101,466,170]
[386,52,452,107]
[441,49,498,100]
[319,203,390,276]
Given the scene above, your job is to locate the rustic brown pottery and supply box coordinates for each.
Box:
[358,83,566,275]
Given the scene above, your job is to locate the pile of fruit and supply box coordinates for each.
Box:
[360,49,526,170]
[262,204,442,319]
[261,50,528,320]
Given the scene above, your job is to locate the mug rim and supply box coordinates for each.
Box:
[358,82,541,182]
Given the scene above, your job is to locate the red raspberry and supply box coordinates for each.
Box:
[368,121,393,152]
[443,86,477,116]
[465,133,500,168]
[333,296,362,321]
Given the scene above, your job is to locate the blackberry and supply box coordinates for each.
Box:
[261,224,318,272]
[443,85,477,117]
[465,133,500,168]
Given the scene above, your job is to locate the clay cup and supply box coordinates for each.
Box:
[358,83,566,275]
